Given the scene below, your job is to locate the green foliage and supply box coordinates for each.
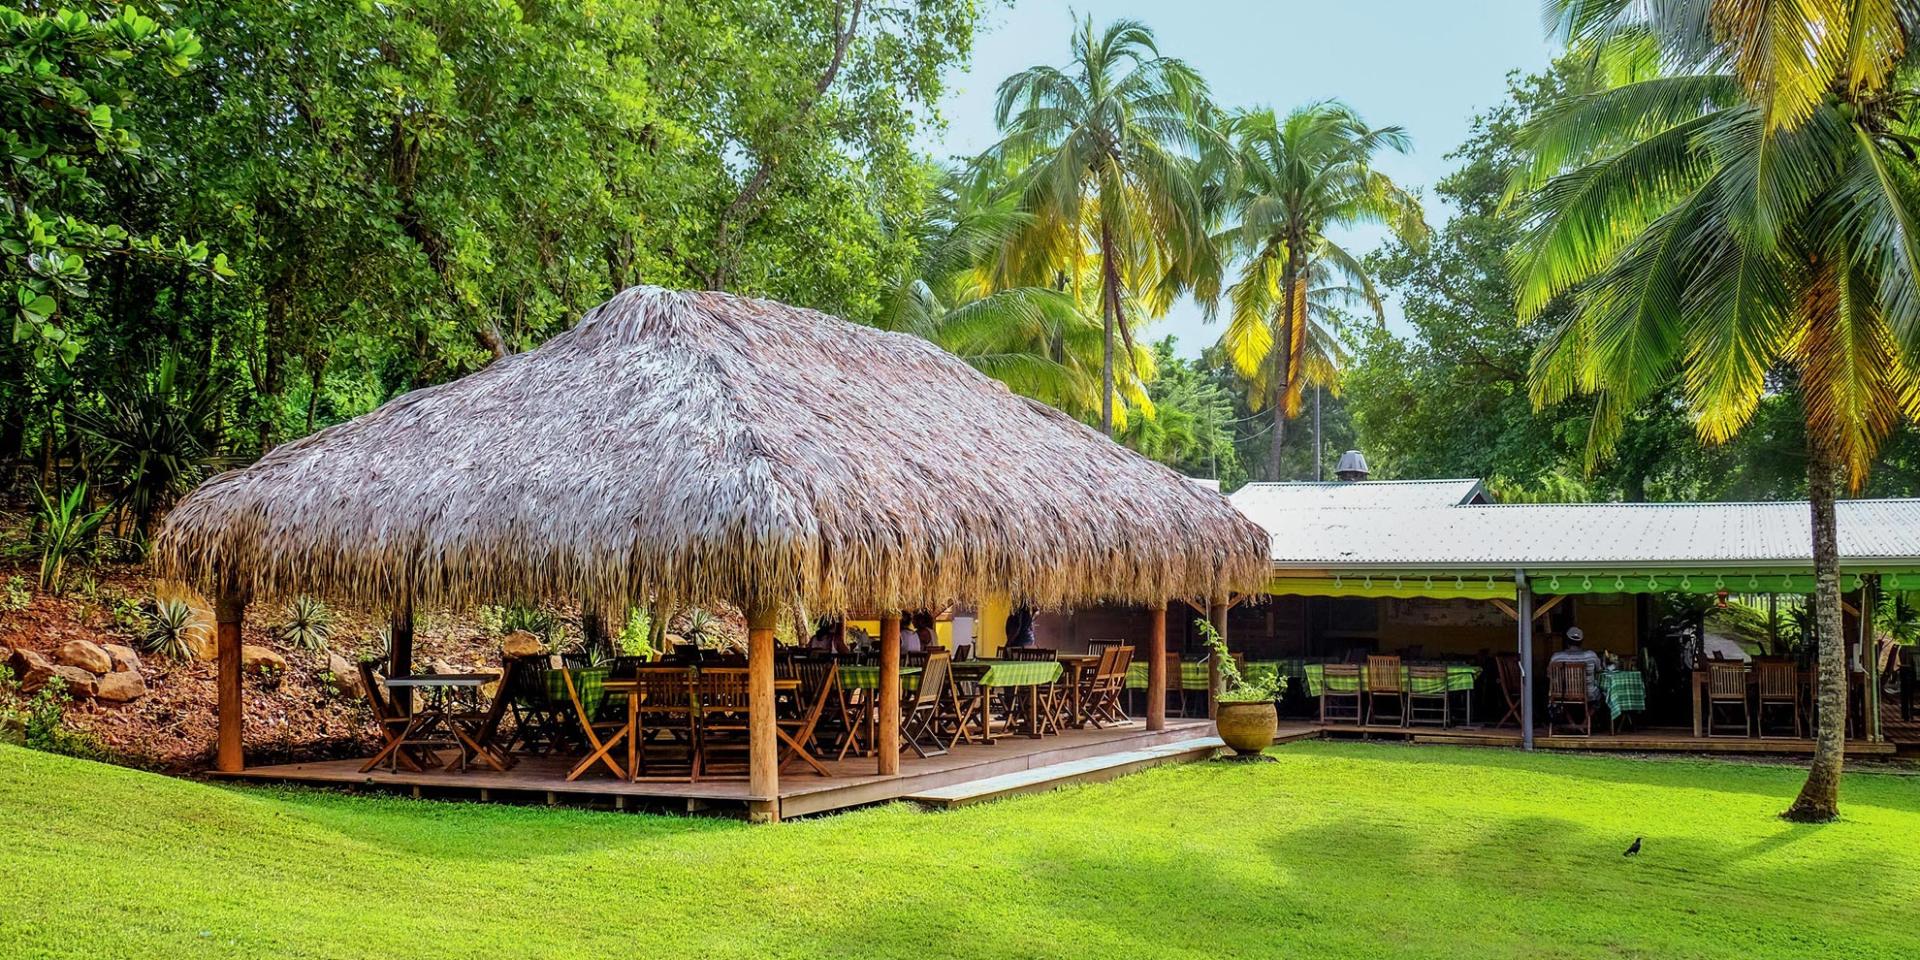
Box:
[479,604,559,644]
[1118,339,1243,486]
[0,668,98,758]
[1194,617,1278,702]
[142,597,196,662]
[30,482,107,592]
[614,607,654,659]
[271,596,332,653]
[73,352,225,546]
[1,574,27,612]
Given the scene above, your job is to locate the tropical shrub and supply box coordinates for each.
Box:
[272,596,333,652]
[143,598,197,662]
[30,483,110,593]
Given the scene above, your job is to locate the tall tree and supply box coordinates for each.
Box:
[989,16,1220,434]
[1217,103,1426,479]
[1515,0,1920,821]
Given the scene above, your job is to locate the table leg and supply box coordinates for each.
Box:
[1027,686,1041,738]
[626,691,639,782]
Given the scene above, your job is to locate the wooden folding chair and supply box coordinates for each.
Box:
[901,651,952,759]
[1547,661,1594,737]
[561,668,629,781]
[1406,665,1451,728]
[1082,645,1123,727]
[1706,660,1750,738]
[692,667,753,779]
[357,660,432,773]
[630,666,698,781]
[1755,657,1801,739]
[778,659,835,776]
[447,659,519,772]
[1494,653,1524,729]
[503,655,571,754]
[1319,664,1362,724]
[1364,655,1406,727]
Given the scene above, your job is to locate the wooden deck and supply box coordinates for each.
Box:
[217,718,1222,818]
[1309,721,1901,754]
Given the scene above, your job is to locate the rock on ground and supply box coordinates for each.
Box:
[48,665,98,699]
[240,645,287,674]
[325,653,365,700]
[95,670,147,704]
[54,639,114,675]
[101,643,142,673]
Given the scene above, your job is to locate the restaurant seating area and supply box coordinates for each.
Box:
[350,643,1156,790]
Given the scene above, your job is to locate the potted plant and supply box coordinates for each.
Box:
[1197,618,1280,758]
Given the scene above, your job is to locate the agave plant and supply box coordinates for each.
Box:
[143,599,198,662]
[31,483,110,594]
[272,596,333,652]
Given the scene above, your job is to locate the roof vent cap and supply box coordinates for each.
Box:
[1335,450,1370,482]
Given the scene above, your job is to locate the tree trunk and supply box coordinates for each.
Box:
[1099,221,1117,435]
[1266,246,1300,480]
[1785,433,1846,822]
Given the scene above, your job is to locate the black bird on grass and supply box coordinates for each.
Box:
[1623,837,1642,857]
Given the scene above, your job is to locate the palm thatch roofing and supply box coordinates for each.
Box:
[155,286,1269,615]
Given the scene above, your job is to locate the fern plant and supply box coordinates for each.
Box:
[272,595,333,652]
[144,599,197,662]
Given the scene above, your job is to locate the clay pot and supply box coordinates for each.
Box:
[1215,700,1278,756]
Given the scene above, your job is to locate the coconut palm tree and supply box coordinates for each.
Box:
[1218,103,1427,479]
[878,167,1151,423]
[989,16,1221,434]
[1514,0,1920,821]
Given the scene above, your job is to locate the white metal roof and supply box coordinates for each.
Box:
[1236,495,1920,571]
[1230,479,1487,521]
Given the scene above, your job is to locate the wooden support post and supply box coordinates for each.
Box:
[1863,578,1882,742]
[215,592,246,773]
[1207,598,1228,719]
[746,606,780,823]
[387,604,414,716]
[1516,570,1534,751]
[1147,601,1167,731]
[878,613,902,775]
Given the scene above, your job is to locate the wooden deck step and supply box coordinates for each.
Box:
[903,736,1224,809]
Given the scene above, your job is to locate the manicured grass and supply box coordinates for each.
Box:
[2,742,1917,959]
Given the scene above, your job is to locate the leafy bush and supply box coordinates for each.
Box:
[31,483,110,593]
[272,595,333,652]
[0,666,101,759]
[144,598,198,661]
[615,607,655,657]
[1196,618,1280,703]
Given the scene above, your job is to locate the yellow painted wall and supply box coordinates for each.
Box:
[976,594,1010,658]
[846,619,953,648]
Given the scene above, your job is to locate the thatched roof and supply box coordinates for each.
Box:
[155,286,1269,615]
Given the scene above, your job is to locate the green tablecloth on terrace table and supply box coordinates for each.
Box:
[837,665,922,692]
[1600,669,1646,720]
[952,660,1062,687]
[1302,663,1480,697]
[1124,660,1285,692]
[541,667,611,717]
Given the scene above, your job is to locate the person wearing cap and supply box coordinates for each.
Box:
[1549,627,1604,702]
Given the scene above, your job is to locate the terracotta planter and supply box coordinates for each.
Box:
[1215,699,1278,756]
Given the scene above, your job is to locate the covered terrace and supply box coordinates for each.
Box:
[154,286,1270,819]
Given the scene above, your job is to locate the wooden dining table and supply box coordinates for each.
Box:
[380,673,499,772]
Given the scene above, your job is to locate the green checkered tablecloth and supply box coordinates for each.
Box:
[1303,664,1480,696]
[541,667,611,717]
[1601,669,1646,719]
[953,660,1062,687]
[1123,660,1286,693]
[837,665,922,692]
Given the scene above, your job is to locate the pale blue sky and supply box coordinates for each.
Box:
[923,0,1556,356]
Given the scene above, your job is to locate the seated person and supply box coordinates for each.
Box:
[900,611,924,654]
[1549,627,1604,702]
[808,618,849,654]
[910,611,937,652]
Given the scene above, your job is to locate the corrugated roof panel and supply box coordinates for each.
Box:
[1246,499,1920,569]
[1230,479,1487,522]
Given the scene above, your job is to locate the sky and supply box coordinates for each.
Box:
[920,0,1557,357]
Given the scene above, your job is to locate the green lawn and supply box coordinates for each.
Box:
[3,742,1917,959]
